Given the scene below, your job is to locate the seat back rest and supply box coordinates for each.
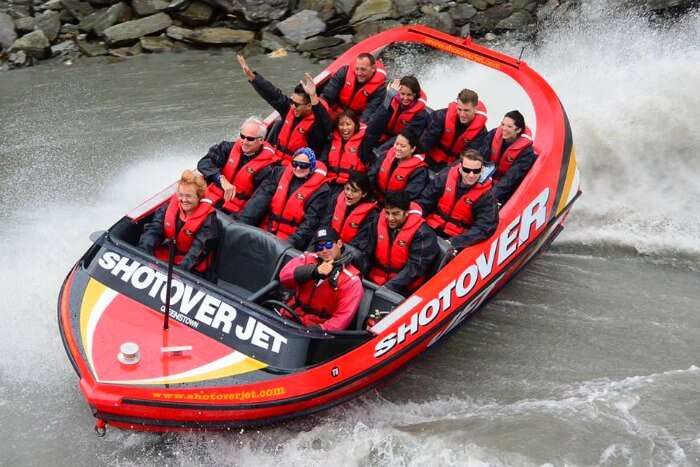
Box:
[214,221,289,294]
[353,279,405,330]
[274,247,304,277]
[430,236,454,276]
[353,280,377,330]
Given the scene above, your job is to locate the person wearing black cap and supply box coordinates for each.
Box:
[278,227,364,331]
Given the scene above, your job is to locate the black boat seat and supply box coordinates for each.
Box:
[214,217,290,298]
[353,280,404,331]
[430,236,454,276]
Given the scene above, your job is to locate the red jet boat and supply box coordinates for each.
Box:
[58,25,581,433]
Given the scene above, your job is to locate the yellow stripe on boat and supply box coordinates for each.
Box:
[556,146,580,216]
[100,351,267,385]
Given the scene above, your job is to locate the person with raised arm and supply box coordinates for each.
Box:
[237,55,333,164]
[365,75,430,149]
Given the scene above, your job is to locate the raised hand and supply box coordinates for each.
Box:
[300,73,317,96]
[388,79,401,92]
[237,54,254,81]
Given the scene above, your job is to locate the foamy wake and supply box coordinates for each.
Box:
[411,5,700,260]
[530,5,700,259]
[0,155,194,384]
[103,366,698,467]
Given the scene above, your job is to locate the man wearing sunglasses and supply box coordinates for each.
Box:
[237,54,332,164]
[240,147,329,250]
[351,191,439,296]
[418,149,498,251]
[197,117,279,215]
[278,227,363,332]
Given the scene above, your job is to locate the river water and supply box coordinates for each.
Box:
[1,5,699,467]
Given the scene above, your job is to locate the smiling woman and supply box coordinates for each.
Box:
[138,169,218,275]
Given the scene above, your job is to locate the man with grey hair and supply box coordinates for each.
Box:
[198,117,280,215]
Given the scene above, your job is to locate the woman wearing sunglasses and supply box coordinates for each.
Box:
[418,149,498,252]
[479,110,536,205]
[325,171,378,244]
[239,147,329,250]
[369,132,429,201]
[322,109,376,196]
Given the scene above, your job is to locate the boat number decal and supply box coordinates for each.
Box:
[90,253,290,361]
[374,188,549,358]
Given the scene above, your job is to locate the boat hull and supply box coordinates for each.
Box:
[58,25,581,432]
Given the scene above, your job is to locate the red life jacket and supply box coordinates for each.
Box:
[327,124,367,185]
[383,90,427,140]
[275,100,329,164]
[264,161,328,241]
[154,195,215,273]
[490,126,533,178]
[290,253,361,323]
[376,148,427,196]
[205,141,278,214]
[429,100,488,165]
[368,203,426,291]
[330,193,377,244]
[337,61,387,114]
[426,165,493,236]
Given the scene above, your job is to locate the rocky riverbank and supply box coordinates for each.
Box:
[0,0,693,70]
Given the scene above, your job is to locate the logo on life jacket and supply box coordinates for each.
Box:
[185,229,194,236]
[396,175,405,181]
[246,167,255,174]
[398,240,407,247]
[296,193,306,200]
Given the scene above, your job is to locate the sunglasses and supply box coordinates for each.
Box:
[240,133,260,142]
[291,160,312,169]
[291,100,308,108]
[460,166,482,175]
[314,241,335,252]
